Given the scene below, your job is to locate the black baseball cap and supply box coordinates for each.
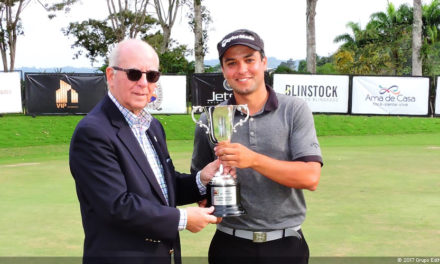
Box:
[217,29,264,59]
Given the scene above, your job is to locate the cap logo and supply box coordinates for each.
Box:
[221,34,255,47]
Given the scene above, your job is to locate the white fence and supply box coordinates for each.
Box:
[351,76,429,116]
[273,74,349,113]
[273,74,432,116]
[0,72,22,114]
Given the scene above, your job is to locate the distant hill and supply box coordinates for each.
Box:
[16,66,101,78]
[17,66,101,73]
[16,57,302,76]
[204,57,300,70]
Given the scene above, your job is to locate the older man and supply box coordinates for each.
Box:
[70,39,220,264]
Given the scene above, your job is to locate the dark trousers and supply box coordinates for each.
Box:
[208,229,309,264]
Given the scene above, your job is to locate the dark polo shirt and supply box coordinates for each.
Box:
[191,85,322,230]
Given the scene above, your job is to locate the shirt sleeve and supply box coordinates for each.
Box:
[178,208,187,231]
[196,170,207,195]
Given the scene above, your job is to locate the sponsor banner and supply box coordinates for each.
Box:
[273,74,349,113]
[191,73,233,106]
[436,76,440,116]
[25,73,107,115]
[352,76,429,116]
[0,72,22,113]
[191,72,271,106]
[147,75,187,114]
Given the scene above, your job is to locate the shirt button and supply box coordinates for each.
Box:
[250,131,255,136]
[250,118,254,122]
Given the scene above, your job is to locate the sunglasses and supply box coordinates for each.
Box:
[112,66,161,83]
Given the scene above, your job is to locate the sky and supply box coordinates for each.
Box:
[15,0,416,68]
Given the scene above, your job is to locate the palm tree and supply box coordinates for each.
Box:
[306,0,317,74]
[421,0,440,75]
[368,2,413,75]
[412,0,423,76]
[333,22,391,74]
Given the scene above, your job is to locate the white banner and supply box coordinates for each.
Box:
[273,74,349,113]
[0,72,22,114]
[352,76,429,116]
[436,76,440,116]
[147,75,187,114]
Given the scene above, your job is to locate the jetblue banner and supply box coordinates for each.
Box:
[436,76,440,116]
[191,73,232,106]
[25,73,107,115]
[147,75,187,114]
[191,73,271,106]
[273,74,349,113]
[0,71,22,113]
[352,76,430,116]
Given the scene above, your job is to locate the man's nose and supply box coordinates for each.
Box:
[237,61,248,73]
[137,73,149,85]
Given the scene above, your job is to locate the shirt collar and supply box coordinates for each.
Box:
[108,91,153,129]
[226,84,278,113]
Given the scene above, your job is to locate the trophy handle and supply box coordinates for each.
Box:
[191,106,210,135]
[232,104,250,132]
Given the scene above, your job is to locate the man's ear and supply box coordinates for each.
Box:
[105,67,114,83]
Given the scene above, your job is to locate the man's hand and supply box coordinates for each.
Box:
[198,199,208,207]
[200,158,237,186]
[214,141,256,169]
[185,206,221,233]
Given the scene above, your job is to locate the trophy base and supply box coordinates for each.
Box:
[213,205,246,217]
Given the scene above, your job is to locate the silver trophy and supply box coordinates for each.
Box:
[192,104,249,217]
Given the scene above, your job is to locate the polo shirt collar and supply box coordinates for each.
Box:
[226,84,278,113]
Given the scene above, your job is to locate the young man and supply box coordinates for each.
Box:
[70,39,222,264]
[191,29,323,264]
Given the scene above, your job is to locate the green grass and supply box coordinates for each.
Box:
[1,114,440,148]
[0,114,440,257]
[1,134,440,257]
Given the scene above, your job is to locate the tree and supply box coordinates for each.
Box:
[333,22,393,75]
[106,0,151,41]
[420,0,440,76]
[192,0,203,73]
[275,59,297,73]
[158,43,193,74]
[333,3,415,75]
[0,0,29,71]
[153,0,181,54]
[63,0,157,65]
[0,0,75,71]
[185,0,211,73]
[274,64,296,74]
[306,0,317,74]
[369,2,413,75]
[412,0,423,76]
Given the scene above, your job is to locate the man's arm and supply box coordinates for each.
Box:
[215,141,321,190]
[70,121,182,240]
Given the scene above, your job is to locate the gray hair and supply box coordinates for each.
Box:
[108,43,120,67]
[108,39,159,68]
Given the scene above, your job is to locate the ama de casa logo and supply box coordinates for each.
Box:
[365,84,416,106]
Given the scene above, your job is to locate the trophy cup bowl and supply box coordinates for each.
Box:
[192,104,249,217]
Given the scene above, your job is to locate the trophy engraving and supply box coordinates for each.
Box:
[192,104,249,217]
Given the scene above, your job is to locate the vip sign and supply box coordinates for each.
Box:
[352,76,429,115]
[56,80,79,109]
